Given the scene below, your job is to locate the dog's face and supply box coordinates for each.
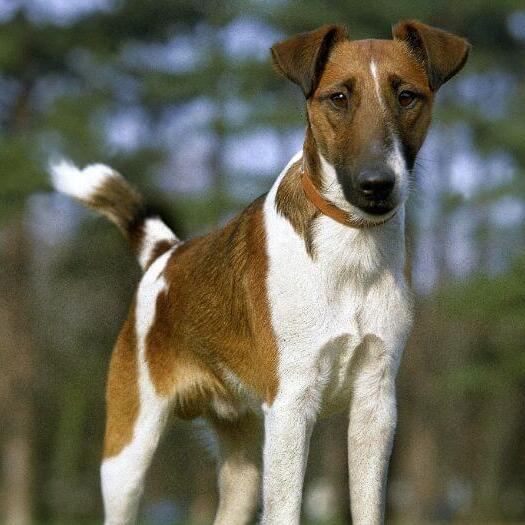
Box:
[272,21,470,219]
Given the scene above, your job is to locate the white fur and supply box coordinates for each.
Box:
[388,135,409,203]
[261,151,412,524]
[50,159,120,201]
[138,218,178,269]
[101,249,174,525]
[213,416,262,525]
[370,60,386,111]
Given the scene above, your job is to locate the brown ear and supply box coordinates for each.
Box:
[271,24,348,98]
[393,19,470,90]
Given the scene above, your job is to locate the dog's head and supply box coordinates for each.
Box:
[271,20,470,220]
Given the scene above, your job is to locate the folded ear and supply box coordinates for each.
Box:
[393,19,470,91]
[271,24,348,98]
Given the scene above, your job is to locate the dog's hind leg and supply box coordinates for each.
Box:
[100,309,170,525]
[101,253,173,525]
[210,412,263,525]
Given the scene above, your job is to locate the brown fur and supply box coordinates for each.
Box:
[273,22,469,185]
[103,197,278,455]
[84,175,179,264]
[103,300,140,458]
[275,158,318,257]
[269,27,468,261]
[85,176,144,251]
[146,239,177,269]
[307,38,434,174]
[271,24,348,98]
[144,195,278,415]
[393,20,470,91]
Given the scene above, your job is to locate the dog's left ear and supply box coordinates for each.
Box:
[271,24,348,98]
[393,19,470,91]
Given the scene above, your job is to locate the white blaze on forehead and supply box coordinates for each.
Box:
[369,60,386,110]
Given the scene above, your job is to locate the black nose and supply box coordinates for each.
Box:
[357,169,395,200]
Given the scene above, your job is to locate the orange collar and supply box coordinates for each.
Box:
[301,169,394,228]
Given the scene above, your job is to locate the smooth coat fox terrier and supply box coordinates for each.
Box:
[51,19,469,525]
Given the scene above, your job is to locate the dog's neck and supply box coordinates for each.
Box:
[273,147,406,272]
[300,168,396,229]
[300,126,398,230]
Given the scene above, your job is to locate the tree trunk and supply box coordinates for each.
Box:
[0,217,36,525]
[2,411,33,525]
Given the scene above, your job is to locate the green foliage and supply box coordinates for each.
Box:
[436,256,525,393]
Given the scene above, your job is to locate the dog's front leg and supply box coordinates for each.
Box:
[347,336,401,525]
[261,396,316,525]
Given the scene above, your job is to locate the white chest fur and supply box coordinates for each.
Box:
[263,157,413,415]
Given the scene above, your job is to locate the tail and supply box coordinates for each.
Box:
[50,160,179,271]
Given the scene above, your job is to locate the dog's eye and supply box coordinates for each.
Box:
[398,90,417,108]
[329,92,347,109]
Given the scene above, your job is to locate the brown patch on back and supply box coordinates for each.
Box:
[275,158,318,256]
[103,299,139,458]
[144,195,279,412]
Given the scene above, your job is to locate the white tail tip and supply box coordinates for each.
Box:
[49,159,119,201]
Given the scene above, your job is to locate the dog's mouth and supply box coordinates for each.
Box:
[339,181,399,218]
[357,199,396,216]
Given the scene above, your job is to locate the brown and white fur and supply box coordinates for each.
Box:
[51,20,469,525]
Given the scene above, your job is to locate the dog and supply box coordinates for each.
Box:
[51,19,469,525]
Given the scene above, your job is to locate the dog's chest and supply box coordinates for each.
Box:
[264,202,410,413]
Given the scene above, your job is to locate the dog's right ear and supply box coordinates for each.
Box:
[271,25,348,99]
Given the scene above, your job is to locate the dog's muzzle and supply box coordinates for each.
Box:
[338,166,398,216]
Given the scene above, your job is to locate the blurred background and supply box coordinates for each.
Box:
[0,0,524,523]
